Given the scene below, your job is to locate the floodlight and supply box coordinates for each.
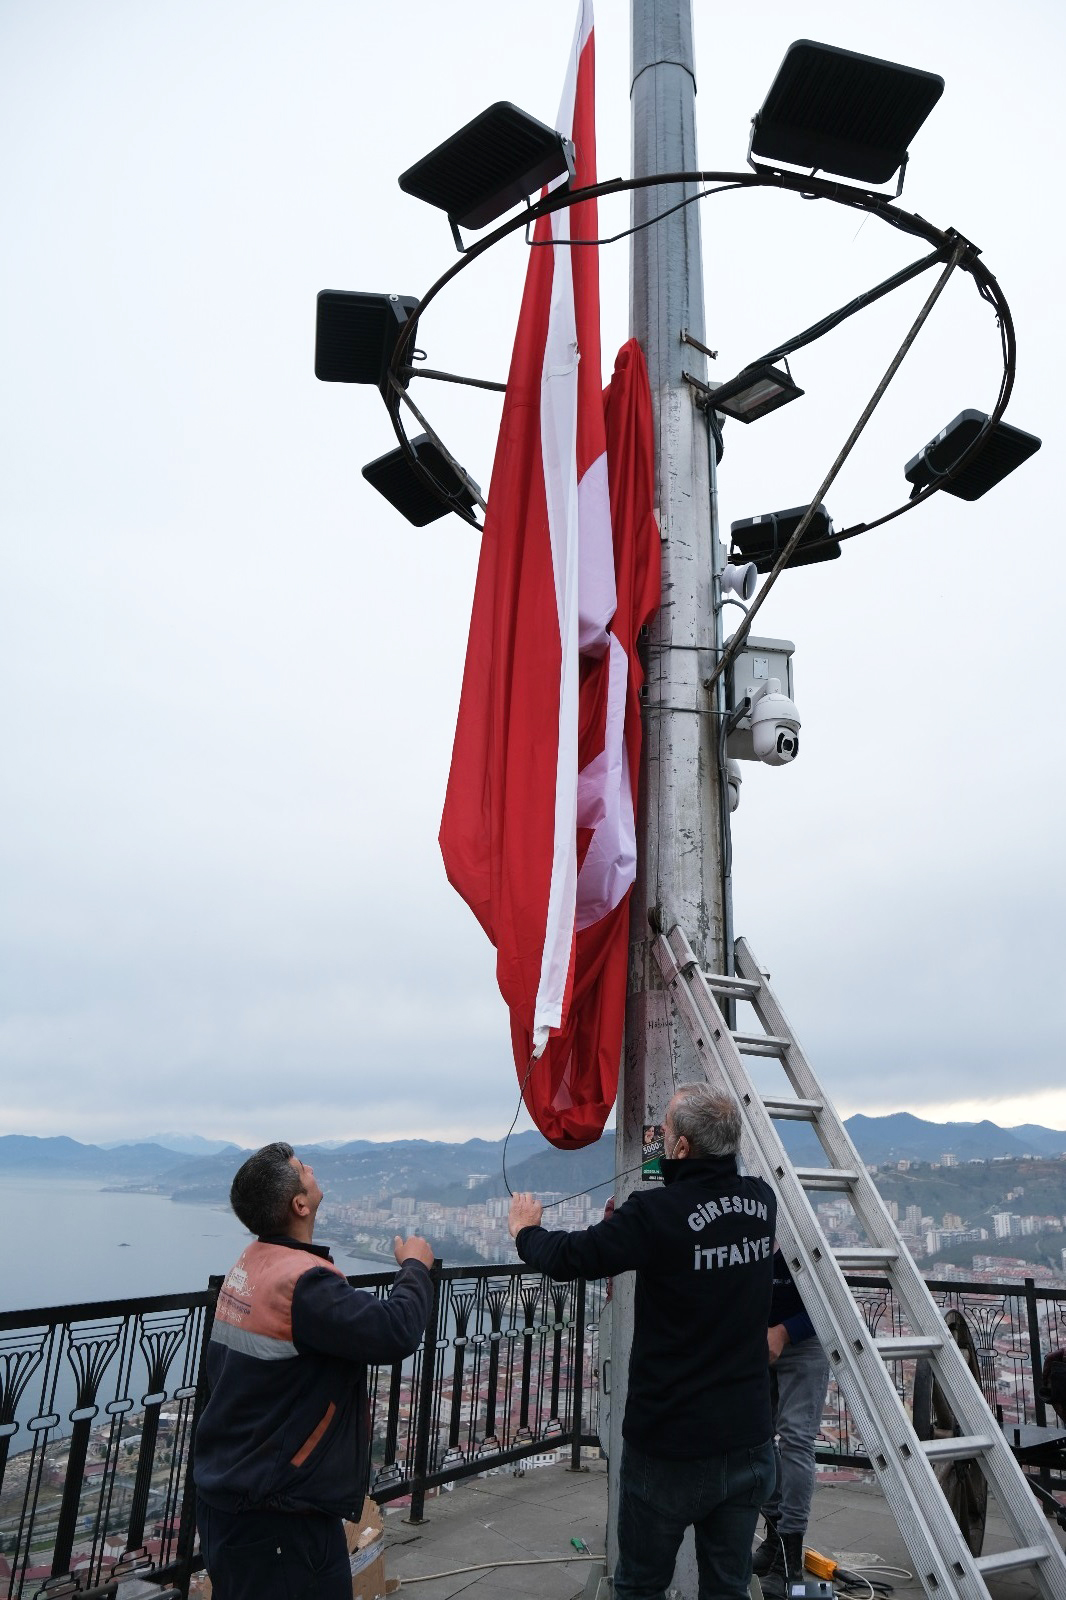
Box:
[361,434,479,527]
[749,40,944,186]
[711,361,804,423]
[399,102,574,233]
[730,505,840,573]
[315,291,419,396]
[904,410,1042,501]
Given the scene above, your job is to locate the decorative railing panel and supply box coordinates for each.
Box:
[0,1293,212,1600]
[0,1267,605,1599]
[359,1264,606,1518]
[1,1267,1060,1599]
[815,1275,1066,1484]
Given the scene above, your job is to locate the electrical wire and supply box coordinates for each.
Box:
[498,1058,652,1212]
[527,181,746,248]
[837,1575,877,1599]
[383,166,1017,545]
[706,239,969,694]
[825,1550,911,1596]
[500,1054,537,1198]
[835,1556,913,1581]
[746,247,944,372]
[398,1552,601,1584]
[497,1056,659,1210]
[832,261,1015,544]
[541,1160,651,1211]
[717,692,733,888]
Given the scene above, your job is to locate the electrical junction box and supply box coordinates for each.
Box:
[725,636,795,762]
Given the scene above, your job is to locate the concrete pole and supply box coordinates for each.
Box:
[603,0,725,1589]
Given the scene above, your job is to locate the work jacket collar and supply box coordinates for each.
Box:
[661,1154,739,1187]
[258,1232,334,1262]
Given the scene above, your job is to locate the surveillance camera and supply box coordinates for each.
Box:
[750,678,800,766]
[726,759,743,813]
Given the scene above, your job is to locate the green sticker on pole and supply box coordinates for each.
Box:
[642,1123,665,1182]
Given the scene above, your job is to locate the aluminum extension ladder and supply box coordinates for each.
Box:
[654,925,1066,1600]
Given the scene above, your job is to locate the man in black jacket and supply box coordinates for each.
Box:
[753,1251,829,1599]
[509,1085,776,1600]
[194,1142,434,1600]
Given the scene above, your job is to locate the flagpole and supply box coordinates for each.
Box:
[605,0,726,1587]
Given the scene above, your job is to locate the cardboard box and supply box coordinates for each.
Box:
[344,1499,399,1600]
[197,1505,396,1600]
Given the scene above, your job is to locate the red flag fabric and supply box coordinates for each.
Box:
[510,339,660,1146]
[439,0,660,1149]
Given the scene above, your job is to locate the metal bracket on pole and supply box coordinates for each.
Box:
[680,327,718,361]
[681,370,718,407]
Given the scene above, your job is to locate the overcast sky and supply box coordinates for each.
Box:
[2,1,1063,1150]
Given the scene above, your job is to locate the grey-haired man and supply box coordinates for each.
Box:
[509,1085,777,1600]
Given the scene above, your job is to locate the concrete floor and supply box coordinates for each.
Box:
[380,1458,1066,1600]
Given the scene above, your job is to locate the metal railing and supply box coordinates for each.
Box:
[0,1265,605,1599]
[0,1290,213,1600]
[1,1266,1062,1598]
[815,1274,1066,1489]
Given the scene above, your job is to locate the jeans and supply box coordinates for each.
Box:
[614,1438,776,1600]
[196,1497,351,1600]
[763,1335,831,1534]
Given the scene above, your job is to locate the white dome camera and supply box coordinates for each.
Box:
[750,677,800,766]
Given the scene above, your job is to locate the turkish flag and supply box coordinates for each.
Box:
[439,0,660,1148]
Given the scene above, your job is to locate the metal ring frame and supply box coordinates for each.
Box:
[384,166,1017,535]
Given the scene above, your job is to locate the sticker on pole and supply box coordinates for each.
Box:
[641,1124,665,1182]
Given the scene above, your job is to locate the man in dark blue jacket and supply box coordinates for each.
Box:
[194,1141,433,1600]
[753,1251,830,1600]
[509,1085,777,1600]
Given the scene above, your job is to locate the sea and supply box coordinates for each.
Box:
[0,1177,382,1315]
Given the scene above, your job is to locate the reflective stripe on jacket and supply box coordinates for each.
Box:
[194,1236,431,1517]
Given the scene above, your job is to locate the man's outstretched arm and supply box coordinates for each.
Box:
[293,1236,434,1363]
[508,1191,654,1281]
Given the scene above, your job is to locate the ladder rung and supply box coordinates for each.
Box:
[666,931,1061,1588]
[732,1031,790,1056]
[875,1335,943,1360]
[762,1096,822,1121]
[922,1434,994,1462]
[794,1167,857,1190]
[975,1547,1049,1577]
[833,1247,898,1269]
[704,972,761,997]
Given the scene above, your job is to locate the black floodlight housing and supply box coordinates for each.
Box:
[361,434,479,527]
[750,40,944,187]
[712,361,804,424]
[315,290,419,397]
[399,102,575,235]
[904,409,1042,502]
[731,504,841,574]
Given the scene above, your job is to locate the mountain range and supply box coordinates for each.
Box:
[100,1132,240,1157]
[2,1112,1064,1204]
